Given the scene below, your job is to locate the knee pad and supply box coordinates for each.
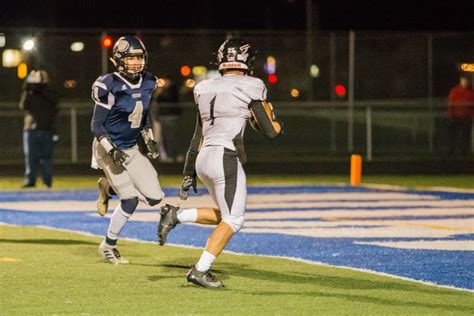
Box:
[222,215,245,233]
[120,197,139,215]
[145,198,162,206]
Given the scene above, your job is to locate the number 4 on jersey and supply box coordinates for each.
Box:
[128,100,143,128]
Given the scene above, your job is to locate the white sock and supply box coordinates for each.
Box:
[196,251,216,272]
[106,204,130,242]
[177,208,198,223]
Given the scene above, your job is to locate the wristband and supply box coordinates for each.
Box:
[98,135,114,153]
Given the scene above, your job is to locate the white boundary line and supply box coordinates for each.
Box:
[1,222,472,294]
[2,183,473,194]
[363,183,474,193]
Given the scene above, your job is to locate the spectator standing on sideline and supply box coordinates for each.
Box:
[19,70,58,188]
[447,73,474,157]
[151,78,183,162]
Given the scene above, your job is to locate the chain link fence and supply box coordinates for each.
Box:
[0,29,473,164]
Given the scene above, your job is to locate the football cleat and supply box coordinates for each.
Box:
[157,204,180,246]
[96,177,110,217]
[98,241,129,265]
[186,265,224,289]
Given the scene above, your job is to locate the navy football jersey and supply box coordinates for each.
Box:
[92,72,157,149]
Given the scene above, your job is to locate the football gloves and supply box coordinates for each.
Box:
[180,174,197,200]
[110,148,130,166]
[145,139,159,160]
[99,135,130,167]
[141,128,159,160]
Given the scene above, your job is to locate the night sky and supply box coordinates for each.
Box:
[1,0,474,31]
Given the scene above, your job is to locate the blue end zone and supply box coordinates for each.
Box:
[0,185,473,290]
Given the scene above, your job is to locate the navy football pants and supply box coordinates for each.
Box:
[23,130,54,187]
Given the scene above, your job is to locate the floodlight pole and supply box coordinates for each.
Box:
[329,32,336,153]
[70,107,78,163]
[348,31,355,153]
[427,33,434,153]
[101,31,108,75]
[306,0,314,101]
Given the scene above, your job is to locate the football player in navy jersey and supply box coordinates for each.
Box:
[91,36,165,264]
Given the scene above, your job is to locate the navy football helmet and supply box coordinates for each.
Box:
[216,38,256,74]
[110,36,148,81]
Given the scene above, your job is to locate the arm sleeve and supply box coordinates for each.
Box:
[249,100,282,139]
[91,104,110,139]
[182,111,203,176]
[144,110,152,129]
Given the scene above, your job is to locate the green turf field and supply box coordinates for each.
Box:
[0,225,472,315]
[1,175,474,190]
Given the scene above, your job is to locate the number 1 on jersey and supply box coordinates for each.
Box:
[128,100,143,128]
[209,95,216,125]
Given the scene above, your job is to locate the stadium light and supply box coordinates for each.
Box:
[290,88,300,98]
[70,42,84,52]
[460,63,474,72]
[0,33,5,48]
[2,49,21,67]
[264,55,276,74]
[17,63,27,79]
[185,78,195,88]
[192,66,207,76]
[267,56,276,65]
[310,64,320,78]
[102,36,113,48]
[63,80,77,89]
[335,84,347,97]
[206,70,220,79]
[157,78,166,88]
[267,74,278,84]
[180,65,191,76]
[22,38,35,51]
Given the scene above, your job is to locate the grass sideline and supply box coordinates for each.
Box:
[1,225,473,314]
[1,175,474,190]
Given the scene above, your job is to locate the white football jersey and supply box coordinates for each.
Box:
[193,74,267,150]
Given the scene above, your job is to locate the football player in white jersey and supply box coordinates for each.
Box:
[91,36,165,264]
[158,38,282,288]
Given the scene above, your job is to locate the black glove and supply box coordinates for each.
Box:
[180,174,197,200]
[145,139,159,160]
[109,148,129,166]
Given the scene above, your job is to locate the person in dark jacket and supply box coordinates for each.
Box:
[150,77,182,162]
[19,70,58,188]
[447,73,474,156]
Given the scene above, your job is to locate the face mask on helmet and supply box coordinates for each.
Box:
[123,55,145,75]
[110,36,148,81]
[217,39,256,75]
